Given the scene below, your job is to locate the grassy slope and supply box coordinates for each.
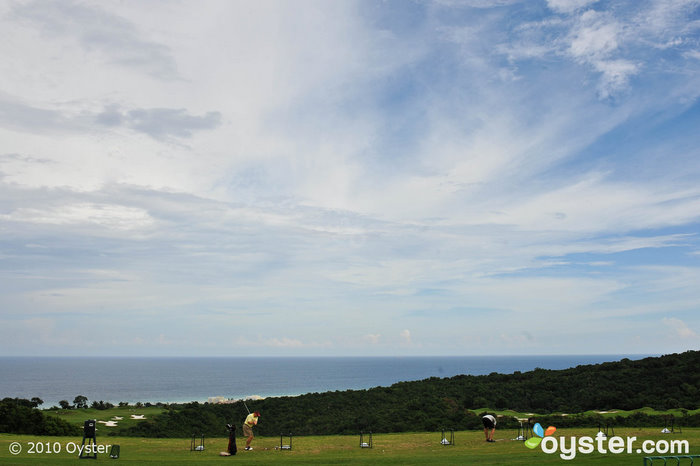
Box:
[45,406,165,430]
[2,428,698,465]
[47,406,700,432]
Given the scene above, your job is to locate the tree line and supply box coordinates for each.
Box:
[3,351,698,437]
[0,398,79,436]
[119,350,700,437]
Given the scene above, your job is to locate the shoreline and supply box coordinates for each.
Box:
[3,354,658,411]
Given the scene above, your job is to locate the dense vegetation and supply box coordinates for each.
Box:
[0,398,79,436]
[117,351,700,437]
[4,351,698,437]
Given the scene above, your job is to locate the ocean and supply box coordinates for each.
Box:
[0,355,651,408]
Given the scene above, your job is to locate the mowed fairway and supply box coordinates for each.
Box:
[50,406,165,430]
[2,428,699,464]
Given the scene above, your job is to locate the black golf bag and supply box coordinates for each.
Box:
[227,424,237,455]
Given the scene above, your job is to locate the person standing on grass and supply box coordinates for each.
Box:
[243,411,260,450]
[482,413,497,442]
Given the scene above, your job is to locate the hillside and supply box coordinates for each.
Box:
[114,351,699,437]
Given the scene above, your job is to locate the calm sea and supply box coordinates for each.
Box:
[0,355,651,408]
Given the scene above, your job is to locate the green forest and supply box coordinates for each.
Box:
[3,351,699,438]
[0,398,78,436]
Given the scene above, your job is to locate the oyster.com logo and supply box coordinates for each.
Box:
[522,422,689,461]
[524,422,556,449]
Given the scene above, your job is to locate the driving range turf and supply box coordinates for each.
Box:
[2,428,698,464]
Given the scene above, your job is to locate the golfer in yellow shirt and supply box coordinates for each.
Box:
[243,411,260,450]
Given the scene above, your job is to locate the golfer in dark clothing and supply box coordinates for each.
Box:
[483,414,496,442]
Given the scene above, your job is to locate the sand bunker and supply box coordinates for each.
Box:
[98,420,118,427]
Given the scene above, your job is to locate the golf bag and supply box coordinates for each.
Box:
[227,424,237,455]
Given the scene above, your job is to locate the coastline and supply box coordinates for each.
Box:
[1,354,656,409]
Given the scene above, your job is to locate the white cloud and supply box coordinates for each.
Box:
[1,203,155,231]
[562,9,643,96]
[684,50,700,60]
[266,337,305,348]
[10,0,179,79]
[662,317,698,339]
[592,59,640,97]
[569,11,620,60]
[433,0,522,7]
[94,106,222,140]
[547,0,600,14]
[488,173,700,233]
[1,0,699,356]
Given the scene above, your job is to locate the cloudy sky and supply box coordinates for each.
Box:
[1,0,699,357]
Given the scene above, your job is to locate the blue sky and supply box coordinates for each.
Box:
[1,0,699,356]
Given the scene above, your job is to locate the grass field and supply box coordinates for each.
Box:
[2,428,698,465]
[45,406,700,431]
[47,406,165,430]
[464,407,700,419]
